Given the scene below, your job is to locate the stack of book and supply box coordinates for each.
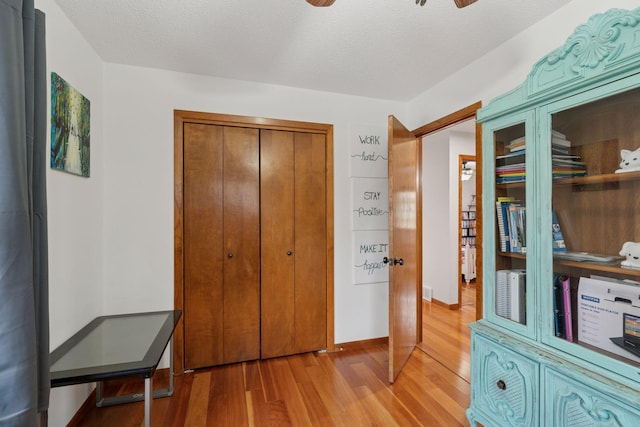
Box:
[496,151,525,184]
[496,130,587,183]
[551,131,587,178]
[496,199,566,255]
[495,197,526,253]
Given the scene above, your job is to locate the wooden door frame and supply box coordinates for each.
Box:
[412,101,483,321]
[174,110,335,374]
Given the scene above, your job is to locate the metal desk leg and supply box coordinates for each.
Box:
[95,335,175,409]
[145,376,153,427]
[168,334,174,395]
[96,380,103,402]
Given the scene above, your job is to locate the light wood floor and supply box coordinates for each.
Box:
[69,285,476,426]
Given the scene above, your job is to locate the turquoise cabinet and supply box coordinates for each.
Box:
[544,368,640,426]
[469,331,539,426]
[469,8,640,427]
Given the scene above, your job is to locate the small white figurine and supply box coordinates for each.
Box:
[619,241,640,269]
[615,148,640,173]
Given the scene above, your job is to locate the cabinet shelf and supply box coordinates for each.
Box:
[553,171,640,186]
[553,259,640,277]
[499,252,640,277]
[497,251,526,260]
[496,171,640,190]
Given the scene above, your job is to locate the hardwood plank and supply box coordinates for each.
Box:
[262,357,313,425]
[184,371,210,427]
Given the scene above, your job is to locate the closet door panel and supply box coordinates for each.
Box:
[222,127,260,363]
[183,123,224,369]
[260,130,295,359]
[294,133,327,352]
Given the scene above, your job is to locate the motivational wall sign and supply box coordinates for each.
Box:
[351,177,389,231]
[350,124,388,178]
[349,123,390,286]
[353,230,389,285]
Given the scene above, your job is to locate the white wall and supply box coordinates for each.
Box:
[422,131,448,301]
[36,1,104,426]
[422,129,474,305]
[407,0,640,129]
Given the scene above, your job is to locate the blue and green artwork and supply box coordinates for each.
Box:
[50,72,90,177]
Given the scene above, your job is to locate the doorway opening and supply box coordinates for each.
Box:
[413,102,482,380]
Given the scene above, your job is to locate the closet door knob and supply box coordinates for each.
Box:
[287,251,293,256]
[227,252,234,259]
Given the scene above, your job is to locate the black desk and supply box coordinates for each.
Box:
[50,310,181,427]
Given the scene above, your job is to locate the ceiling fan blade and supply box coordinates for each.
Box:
[306,0,336,6]
[454,0,478,7]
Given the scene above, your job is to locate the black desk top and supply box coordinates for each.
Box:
[50,310,181,387]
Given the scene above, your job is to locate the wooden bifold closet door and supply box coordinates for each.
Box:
[260,130,327,359]
[182,122,327,369]
[183,123,260,369]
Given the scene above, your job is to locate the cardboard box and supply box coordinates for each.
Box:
[577,276,640,363]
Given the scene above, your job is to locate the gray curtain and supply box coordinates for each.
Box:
[0,0,49,426]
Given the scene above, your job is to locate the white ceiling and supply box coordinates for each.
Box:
[54,0,571,102]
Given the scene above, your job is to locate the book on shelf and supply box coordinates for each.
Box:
[552,129,566,139]
[551,136,572,147]
[495,269,526,324]
[496,198,528,254]
[495,197,514,252]
[496,151,526,167]
[553,274,566,338]
[551,146,569,155]
[509,269,527,324]
[506,136,526,152]
[561,275,573,342]
[553,274,573,341]
[505,130,572,153]
[552,210,567,252]
[496,270,511,319]
[553,251,623,264]
[552,129,571,147]
[509,203,526,253]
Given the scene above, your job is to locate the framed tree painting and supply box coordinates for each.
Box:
[50,72,90,177]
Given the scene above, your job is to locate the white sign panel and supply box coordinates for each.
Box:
[353,230,389,285]
[352,177,389,231]
[350,124,388,178]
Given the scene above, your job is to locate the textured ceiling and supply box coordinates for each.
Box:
[53,0,571,101]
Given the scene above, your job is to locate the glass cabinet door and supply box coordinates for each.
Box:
[484,113,536,337]
[542,82,640,379]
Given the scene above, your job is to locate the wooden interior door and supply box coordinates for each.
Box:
[183,124,260,369]
[293,132,327,353]
[184,123,223,368]
[221,127,261,363]
[260,130,296,358]
[260,130,327,358]
[388,115,420,383]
